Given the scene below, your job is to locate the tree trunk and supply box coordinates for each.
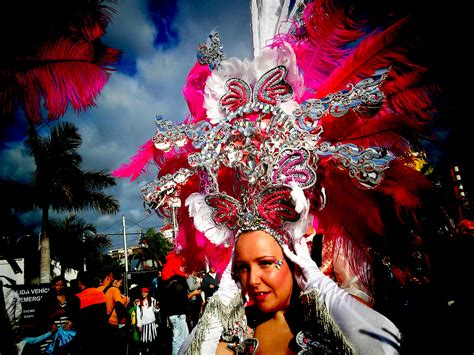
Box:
[39,231,51,283]
[39,206,50,284]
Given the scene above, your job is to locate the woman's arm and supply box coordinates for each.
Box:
[284,240,401,355]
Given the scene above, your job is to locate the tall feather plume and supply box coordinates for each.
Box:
[182,61,212,121]
[276,0,362,91]
[315,17,411,98]
[0,0,121,124]
[321,109,425,155]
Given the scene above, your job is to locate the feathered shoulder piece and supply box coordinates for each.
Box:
[114,0,438,303]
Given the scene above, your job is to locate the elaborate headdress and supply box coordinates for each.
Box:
[114,0,436,305]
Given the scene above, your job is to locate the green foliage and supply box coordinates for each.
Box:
[49,215,112,273]
[27,122,119,215]
[142,228,173,266]
[0,121,120,282]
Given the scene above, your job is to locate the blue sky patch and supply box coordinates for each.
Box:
[148,0,179,49]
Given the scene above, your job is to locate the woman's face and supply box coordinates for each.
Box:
[53,280,65,295]
[235,231,293,314]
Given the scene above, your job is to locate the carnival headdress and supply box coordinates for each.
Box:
[114,0,436,302]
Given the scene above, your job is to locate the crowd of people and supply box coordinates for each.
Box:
[5,253,220,355]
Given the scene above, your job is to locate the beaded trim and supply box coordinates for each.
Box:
[299,289,355,354]
[185,292,246,355]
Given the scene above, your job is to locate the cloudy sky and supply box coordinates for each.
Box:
[1,0,252,250]
[1,1,470,251]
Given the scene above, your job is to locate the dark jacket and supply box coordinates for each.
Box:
[160,275,189,318]
[201,272,220,301]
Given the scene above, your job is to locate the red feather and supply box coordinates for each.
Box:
[315,17,411,98]
[384,70,437,122]
[321,110,423,155]
[0,1,121,124]
[279,0,362,90]
[377,159,434,220]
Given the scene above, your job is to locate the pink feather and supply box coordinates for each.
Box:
[182,61,211,121]
[277,0,362,90]
[112,140,155,181]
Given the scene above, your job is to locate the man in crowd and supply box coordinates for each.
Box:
[76,270,108,353]
[160,251,189,355]
[201,265,219,303]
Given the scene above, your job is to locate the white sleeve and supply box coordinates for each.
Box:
[309,274,401,355]
[178,313,222,355]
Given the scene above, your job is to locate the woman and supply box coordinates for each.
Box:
[35,276,80,354]
[211,230,400,354]
[136,287,159,353]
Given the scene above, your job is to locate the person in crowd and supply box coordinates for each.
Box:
[75,270,108,353]
[200,265,219,304]
[128,297,141,355]
[96,270,130,355]
[149,269,162,301]
[136,287,159,354]
[160,252,190,355]
[185,271,203,330]
[35,276,80,354]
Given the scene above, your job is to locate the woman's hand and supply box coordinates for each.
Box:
[282,237,324,291]
[63,320,73,330]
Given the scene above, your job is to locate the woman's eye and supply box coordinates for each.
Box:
[236,264,249,273]
[260,260,274,267]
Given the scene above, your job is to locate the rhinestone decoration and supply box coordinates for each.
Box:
[142,60,393,231]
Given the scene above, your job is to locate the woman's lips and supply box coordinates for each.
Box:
[253,291,270,301]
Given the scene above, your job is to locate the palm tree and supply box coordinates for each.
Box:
[142,229,173,268]
[49,215,111,274]
[3,122,119,283]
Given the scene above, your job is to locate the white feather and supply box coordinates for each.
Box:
[289,182,308,213]
[204,58,253,123]
[185,193,234,246]
[286,182,310,242]
[251,0,293,59]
